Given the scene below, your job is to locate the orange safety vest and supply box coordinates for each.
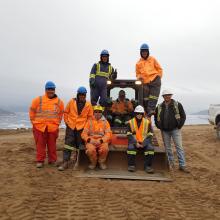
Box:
[111,99,133,114]
[29,95,64,132]
[136,56,163,84]
[81,116,112,143]
[64,99,93,130]
[129,117,151,143]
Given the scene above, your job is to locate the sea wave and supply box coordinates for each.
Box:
[0,112,209,129]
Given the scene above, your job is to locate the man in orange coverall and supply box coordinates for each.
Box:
[81,105,112,170]
[29,81,64,168]
[136,43,163,117]
[111,90,134,127]
[58,86,93,171]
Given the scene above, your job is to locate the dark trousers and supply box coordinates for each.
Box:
[90,76,107,107]
[63,126,83,161]
[143,76,161,114]
[127,137,154,169]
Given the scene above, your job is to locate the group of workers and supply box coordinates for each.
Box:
[29,43,189,174]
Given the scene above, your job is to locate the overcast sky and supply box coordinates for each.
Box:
[0,0,219,113]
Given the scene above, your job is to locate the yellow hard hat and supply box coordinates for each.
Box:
[93,105,104,112]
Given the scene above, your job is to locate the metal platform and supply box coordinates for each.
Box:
[76,169,172,181]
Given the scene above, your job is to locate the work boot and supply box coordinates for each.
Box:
[58,161,68,171]
[169,161,175,170]
[99,162,107,170]
[48,161,57,167]
[179,166,190,173]
[36,162,43,168]
[128,165,136,172]
[145,166,154,174]
[88,163,96,170]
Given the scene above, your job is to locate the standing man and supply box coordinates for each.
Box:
[126,105,155,173]
[136,43,163,117]
[111,90,134,127]
[81,105,112,170]
[89,49,117,107]
[29,81,64,168]
[58,86,93,171]
[154,89,189,173]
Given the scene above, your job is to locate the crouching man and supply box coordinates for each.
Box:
[81,105,112,170]
[127,105,155,173]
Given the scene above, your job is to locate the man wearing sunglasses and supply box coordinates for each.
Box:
[81,105,112,170]
[126,105,155,173]
[58,86,93,171]
[29,81,64,168]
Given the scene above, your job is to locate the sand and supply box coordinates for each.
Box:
[0,125,219,220]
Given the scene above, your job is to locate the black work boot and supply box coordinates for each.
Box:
[127,154,136,172]
[179,166,190,173]
[145,166,154,174]
[128,166,136,172]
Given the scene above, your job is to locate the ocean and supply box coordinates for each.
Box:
[0,112,209,129]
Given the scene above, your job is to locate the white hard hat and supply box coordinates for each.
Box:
[134,105,145,113]
[162,89,173,96]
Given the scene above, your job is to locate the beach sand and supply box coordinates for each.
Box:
[0,125,219,220]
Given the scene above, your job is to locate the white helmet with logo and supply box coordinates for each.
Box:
[134,105,145,113]
[162,89,173,96]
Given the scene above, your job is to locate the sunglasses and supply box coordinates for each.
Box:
[46,88,55,91]
[136,113,144,115]
[94,111,103,113]
[78,93,86,96]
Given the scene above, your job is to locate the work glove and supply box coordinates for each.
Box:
[136,142,143,148]
[111,69,117,80]
[89,78,96,88]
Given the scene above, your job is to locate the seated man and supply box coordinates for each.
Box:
[111,90,134,127]
[81,105,112,170]
[126,105,155,173]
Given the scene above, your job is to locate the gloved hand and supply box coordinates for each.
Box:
[111,69,117,80]
[138,77,143,82]
[136,142,143,148]
[90,139,100,146]
[89,78,96,88]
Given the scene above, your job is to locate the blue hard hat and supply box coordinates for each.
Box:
[45,81,56,89]
[100,49,109,56]
[77,86,87,94]
[140,43,149,50]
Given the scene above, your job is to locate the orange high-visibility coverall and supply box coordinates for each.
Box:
[29,94,64,162]
[111,99,133,114]
[64,99,93,130]
[136,56,163,84]
[81,116,112,164]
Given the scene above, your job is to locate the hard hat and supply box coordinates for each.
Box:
[162,89,173,96]
[140,43,149,50]
[45,81,56,90]
[100,49,109,56]
[77,86,87,94]
[93,105,104,112]
[134,105,145,113]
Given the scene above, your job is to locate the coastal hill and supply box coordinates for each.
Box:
[191,109,208,115]
[0,108,15,116]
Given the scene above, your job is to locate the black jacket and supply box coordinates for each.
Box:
[154,99,186,131]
